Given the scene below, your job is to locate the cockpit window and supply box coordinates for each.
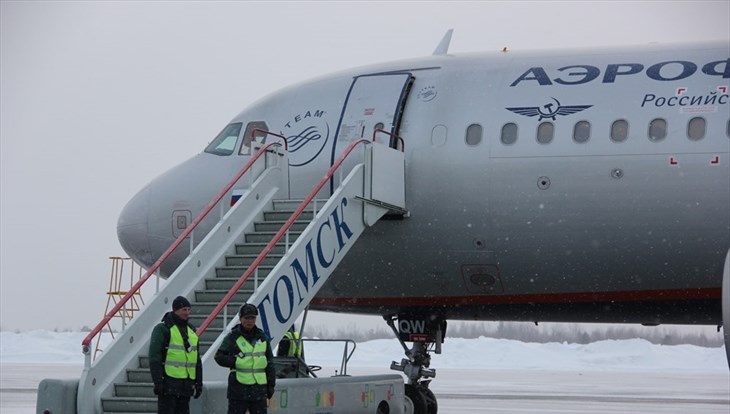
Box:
[239,121,270,155]
[204,123,243,156]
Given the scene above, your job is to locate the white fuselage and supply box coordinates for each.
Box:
[118,41,729,325]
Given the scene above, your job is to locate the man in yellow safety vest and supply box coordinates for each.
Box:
[276,325,303,359]
[214,303,276,414]
[148,296,203,414]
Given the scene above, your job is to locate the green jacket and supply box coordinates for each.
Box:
[149,312,203,397]
[214,324,276,401]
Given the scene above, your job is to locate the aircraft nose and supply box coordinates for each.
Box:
[117,185,153,268]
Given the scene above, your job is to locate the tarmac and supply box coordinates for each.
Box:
[3,363,729,413]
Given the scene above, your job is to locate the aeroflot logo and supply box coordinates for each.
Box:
[506,97,591,120]
[510,59,729,86]
[256,197,353,338]
[281,109,330,167]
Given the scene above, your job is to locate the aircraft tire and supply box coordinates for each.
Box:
[376,401,391,414]
[424,387,438,414]
[404,384,427,414]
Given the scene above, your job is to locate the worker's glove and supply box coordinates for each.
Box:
[267,386,275,399]
[194,383,203,399]
[153,382,164,396]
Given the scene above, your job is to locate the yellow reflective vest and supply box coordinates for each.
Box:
[234,336,268,385]
[283,331,302,357]
[164,325,198,379]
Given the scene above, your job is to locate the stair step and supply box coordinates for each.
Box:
[191,322,229,339]
[200,325,225,336]
[101,408,157,414]
[245,231,302,244]
[225,254,283,267]
[235,243,287,255]
[215,265,273,278]
[188,313,231,327]
[100,198,342,413]
[195,289,255,303]
[199,340,219,352]
[205,277,259,291]
[272,199,325,212]
[102,396,156,412]
[115,382,154,398]
[254,221,310,232]
[127,368,152,383]
[191,302,243,316]
[264,210,314,221]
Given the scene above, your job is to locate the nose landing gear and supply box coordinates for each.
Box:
[384,315,445,414]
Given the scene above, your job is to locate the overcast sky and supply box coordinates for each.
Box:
[1,1,728,332]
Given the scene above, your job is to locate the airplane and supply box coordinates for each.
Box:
[116,32,730,413]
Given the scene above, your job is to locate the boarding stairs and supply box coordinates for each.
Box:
[75,134,406,414]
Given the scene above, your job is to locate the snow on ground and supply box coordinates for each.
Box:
[1,330,726,372]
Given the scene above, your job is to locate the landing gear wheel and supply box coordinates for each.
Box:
[404,384,427,414]
[424,387,438,414]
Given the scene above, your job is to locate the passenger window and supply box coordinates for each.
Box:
[687,117,705,141]
[573,121,590,143]
[537,122,554,144]
[204,123,243,156]
[239,121,270,155]
[466,124,482,146]
[610,120,628,142]
[649,118,667,142]
[501,123,517,145]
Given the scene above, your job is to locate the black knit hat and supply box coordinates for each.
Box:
[239,303,258,317]
[172,296,191,311]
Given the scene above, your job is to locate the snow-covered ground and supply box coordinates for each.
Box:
[2,331,728,413]
[1,330,726,372]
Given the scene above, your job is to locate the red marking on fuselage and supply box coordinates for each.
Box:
[311,287,721,307]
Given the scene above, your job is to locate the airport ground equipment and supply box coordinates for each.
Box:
[37,138,407,414]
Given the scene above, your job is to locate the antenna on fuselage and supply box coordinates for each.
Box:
[432,29,453,55]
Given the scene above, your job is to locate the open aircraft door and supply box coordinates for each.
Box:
[329,73,413,194]
[332,73,414,155]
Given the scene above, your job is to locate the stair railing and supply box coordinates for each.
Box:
[81,140,286,367]
[253,128,289,151]
[196,137,379,337]
[373,128,405,151]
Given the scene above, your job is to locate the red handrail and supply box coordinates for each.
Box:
[196,138,372,336]
[372,129,405,152]
[253,129,289,151]
[82,141,284,351]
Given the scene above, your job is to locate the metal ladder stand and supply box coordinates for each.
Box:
[73,131,406,414]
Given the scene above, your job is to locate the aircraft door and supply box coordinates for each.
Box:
[333,73,414,154]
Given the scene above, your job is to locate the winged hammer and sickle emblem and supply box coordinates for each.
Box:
[506,98,592,121]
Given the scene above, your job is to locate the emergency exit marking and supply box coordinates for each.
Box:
[710,156,720,164]
[669,157,678,165]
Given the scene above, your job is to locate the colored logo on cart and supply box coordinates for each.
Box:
[315,389,335,413]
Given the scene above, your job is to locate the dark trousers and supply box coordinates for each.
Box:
[228,398,267,414]
[157,394,190,414]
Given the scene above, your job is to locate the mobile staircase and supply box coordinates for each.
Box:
[38,132,407,414]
